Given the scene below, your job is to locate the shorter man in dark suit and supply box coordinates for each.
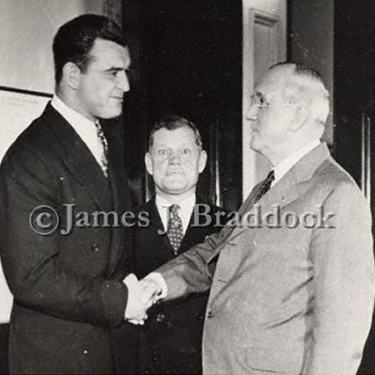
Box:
[134,116,228,374]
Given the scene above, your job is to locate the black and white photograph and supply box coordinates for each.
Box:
[0,1,374,374]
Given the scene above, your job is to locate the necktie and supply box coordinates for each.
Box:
[166,204,184,254]
[254,170,275,202]
[94,121,109,177]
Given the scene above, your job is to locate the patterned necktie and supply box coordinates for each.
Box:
[166,204,184,254]
[94,121,109,177]
[254,170,275,202]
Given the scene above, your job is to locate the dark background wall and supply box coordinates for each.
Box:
[288,0,334,144]
[122,0,243,210]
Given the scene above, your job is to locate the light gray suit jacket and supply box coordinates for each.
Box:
[158,143,375,375]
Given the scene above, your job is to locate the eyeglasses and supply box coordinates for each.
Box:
[250,97,297,112]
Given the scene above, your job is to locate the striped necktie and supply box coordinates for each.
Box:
[254,170,275,202]
[94,121,108,177]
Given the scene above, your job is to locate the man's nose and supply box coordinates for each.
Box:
[246,103,258,122]
[117,71,130,92]
[168,151,182,164]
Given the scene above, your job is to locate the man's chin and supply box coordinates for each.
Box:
[98,108,123,119]
[250,141,259,152]
[162,183,189,195]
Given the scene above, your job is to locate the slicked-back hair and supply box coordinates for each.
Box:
[270,62,330,125]
[53,14,126,84]
[148,115,203,151]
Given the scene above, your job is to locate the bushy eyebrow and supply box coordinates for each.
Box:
[153,142,195,149]
[104,67,127,73]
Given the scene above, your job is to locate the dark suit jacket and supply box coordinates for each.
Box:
[0,103,134,374]
[0,324,9,375]
[158,144,375,375]
[133,197,228,375]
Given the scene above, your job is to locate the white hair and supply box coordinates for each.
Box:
[272,63,330,126]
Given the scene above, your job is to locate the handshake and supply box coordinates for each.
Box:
[123,273,165,325]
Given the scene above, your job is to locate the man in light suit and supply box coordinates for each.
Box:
[0,15,148,374]
[139,63,375,374]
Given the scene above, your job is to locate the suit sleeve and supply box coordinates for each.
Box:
[158,221,234,300]
[303,181,375,375]
[157,189,258,301]
[0,145,127,328]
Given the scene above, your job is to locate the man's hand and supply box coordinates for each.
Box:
[123,274,153,325]
[139,277,163,305]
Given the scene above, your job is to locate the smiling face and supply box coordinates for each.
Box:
[73,38,131,121]
[145,127,207,200]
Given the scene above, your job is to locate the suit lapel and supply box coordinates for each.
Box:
[45,104,112,212]
[224,143,331,242]
[181,196,211,251]
[106,128,130,216]
[205,144,331,279]
[149,196,210,256]
[105,128,133,274]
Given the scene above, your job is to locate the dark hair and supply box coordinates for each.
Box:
[53,14,126,84]
[148,115,203,150]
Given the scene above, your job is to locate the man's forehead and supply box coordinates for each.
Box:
[255,66,293,96]
[154,127,195,140]
[89,39,130,65]
[152,127,198,149]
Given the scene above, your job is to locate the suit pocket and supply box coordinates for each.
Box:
[245,346,302,374]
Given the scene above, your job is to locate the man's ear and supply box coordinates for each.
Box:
[63,62,81,90]
[289,104,310,132]
[198,150,207,173]
[145,153,154,175]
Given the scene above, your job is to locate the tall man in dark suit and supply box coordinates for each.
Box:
[0,15,149,375]
[133,116,228,374]
[138,63,375,375]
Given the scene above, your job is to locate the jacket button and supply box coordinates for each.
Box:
[91,243,100,252]
[207,311,213,319]
[156,313,165,322]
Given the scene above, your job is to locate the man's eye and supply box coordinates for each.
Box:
[182,149,191,155]
[259,97,267,106]
[106,71,118,77]
[158,149,170,156]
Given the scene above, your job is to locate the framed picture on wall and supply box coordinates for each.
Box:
[0,86,52,162]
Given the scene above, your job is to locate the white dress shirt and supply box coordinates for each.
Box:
[155,193,196,235]
[51,95,106,172]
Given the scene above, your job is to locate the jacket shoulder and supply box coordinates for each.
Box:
[315,157,363,195]
[2,104,61,164]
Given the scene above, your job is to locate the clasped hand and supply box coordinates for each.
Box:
[123,274,162,325]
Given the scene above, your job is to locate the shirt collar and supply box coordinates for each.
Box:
[155,193,196,234]
[272,140,321,186]
[51,94,97,131]
[51,95,108,173]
